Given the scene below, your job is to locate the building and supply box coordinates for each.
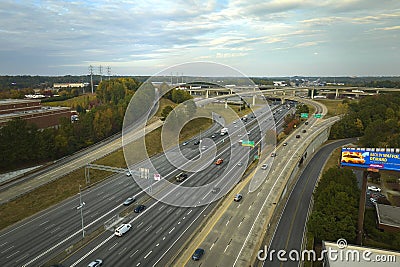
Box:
[53,83,86,89]
[322,241,400,267]
[273,81,288,87]
[0,99,72,129]
[376,204,400,232]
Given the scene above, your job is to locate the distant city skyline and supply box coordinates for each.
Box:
[1,0,399,77]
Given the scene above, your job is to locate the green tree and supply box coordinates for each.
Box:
[161,106,173,118]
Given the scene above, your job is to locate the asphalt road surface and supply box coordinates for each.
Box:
[259,138,355,267]
[0,103,289,267]
[177,102,332,267]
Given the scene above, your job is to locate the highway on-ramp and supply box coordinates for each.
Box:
[259,138,355,267]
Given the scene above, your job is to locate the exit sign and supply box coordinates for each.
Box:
[300,113,309,118]
[314,113,322,118]
[242,140,255,147]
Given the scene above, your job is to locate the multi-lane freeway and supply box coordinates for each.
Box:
[0,102,292,267]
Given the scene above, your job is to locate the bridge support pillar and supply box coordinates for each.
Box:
[281,98,285,104]
[225,99,228,109]
[335,88,339,99]
[252,95,256,106]
[311,88,314,99]
[206,89,209,98]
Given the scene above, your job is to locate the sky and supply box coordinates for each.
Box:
[0,0,399,77]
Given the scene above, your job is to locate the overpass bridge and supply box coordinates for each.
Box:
[171,82,399,100]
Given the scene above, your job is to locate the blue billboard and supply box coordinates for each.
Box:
[341,147,400,172]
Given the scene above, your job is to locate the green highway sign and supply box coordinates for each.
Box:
[314,113,322,118]
[241,140,255,147]
[300,113,309,118]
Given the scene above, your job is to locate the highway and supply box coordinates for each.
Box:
[61,104,290,267]
[171,99,334,266]
[259,138,356,267]
[0,103,289,267]
[0,120,163,205]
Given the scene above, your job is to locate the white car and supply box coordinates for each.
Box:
[88,259,103,267]
[115,223,132,236]
[261,164,268,170]
[368,186,381,192]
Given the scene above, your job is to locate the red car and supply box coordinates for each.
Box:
[215,158,223,165]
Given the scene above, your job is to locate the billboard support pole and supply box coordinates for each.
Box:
[356,170,368,245]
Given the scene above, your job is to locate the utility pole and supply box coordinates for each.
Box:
[89,65,94,94]
[78,185,86,238]
[107,66,111,80]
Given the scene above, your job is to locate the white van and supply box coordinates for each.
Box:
[115,223,132,236]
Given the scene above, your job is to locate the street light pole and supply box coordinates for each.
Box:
[78,185,85,238]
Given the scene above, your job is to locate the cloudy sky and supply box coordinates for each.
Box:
[1,0,399,76]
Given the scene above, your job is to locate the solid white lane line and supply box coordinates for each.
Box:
[2,245,14,253]
[15,253,29,263]
[144,250,152,259]
[118,247,127,255]
[7,250,19,258]
[145,225,152,232]
[130,250,139,258]
[108,242,118,251]
[39,220,49,226]
[169,227,175,234]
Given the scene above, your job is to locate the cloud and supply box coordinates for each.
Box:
[0,0,399,75]
[374,25,400,31]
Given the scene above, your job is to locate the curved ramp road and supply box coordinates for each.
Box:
[260,138,355,267]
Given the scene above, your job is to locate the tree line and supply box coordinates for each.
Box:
[0,78,143,171]
[329,93,400,148]
[308,168,360,243]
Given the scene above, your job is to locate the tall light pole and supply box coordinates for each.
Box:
[78,185,86,238]
[89,65,94,94]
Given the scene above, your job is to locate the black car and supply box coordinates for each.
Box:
[192,248,205,261]
[176,172,188,182]
[296,135,300,138]
[302,129,307,133]
[305,121,309,125]
[134,205,146,213]
[194,140,200,145]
